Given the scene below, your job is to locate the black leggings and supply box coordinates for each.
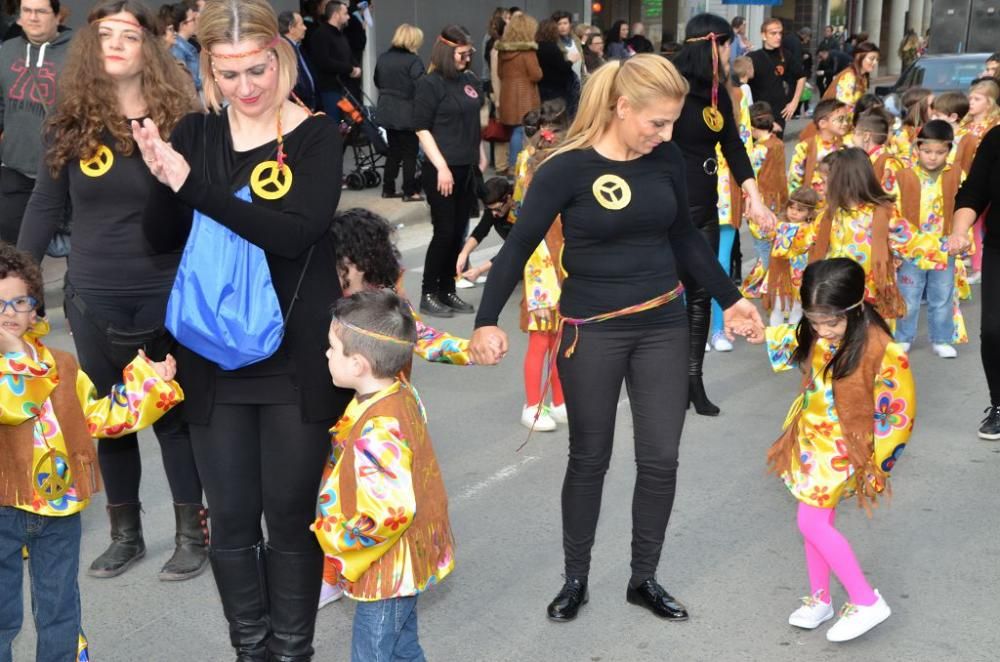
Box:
[189,403,332,552]
[383,129,420,197]
[421,162,475,296]
[982,244,1000,404]
[64,288,201,506]
[677,203,721,377]
[556,324,689,582]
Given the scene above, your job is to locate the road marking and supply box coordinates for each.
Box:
[457,455,540,500]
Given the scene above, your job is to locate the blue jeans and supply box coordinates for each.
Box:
[754,236,772,270]
[508,125,525,172]
[896,258,955,344]
[0,508,81,662]
[351,595,424,662]
[321,90,344,122]
[711,225,737,336]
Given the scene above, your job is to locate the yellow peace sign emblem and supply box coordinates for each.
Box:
[592,174,631,211]
[79,145,114,178]
[33,448,71,501]
[703,106,724,133]
[250,160,294,200]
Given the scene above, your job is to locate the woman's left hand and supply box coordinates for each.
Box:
[746,196,777,234]
[723,298,765,344]
[131,118,191,193]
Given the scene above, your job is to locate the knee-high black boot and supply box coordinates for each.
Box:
[265,545,324,662]
[210,543,270,662]
[683,205,721,417]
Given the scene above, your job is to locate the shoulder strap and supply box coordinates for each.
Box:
[284,245,316,323]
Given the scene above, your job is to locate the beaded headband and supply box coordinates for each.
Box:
[437,35,460,48]
[335,319,415,347]
[805,297,866,318]
[91,16,144,30]
[210,35,282,60]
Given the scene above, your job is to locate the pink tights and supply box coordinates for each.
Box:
[797,502,877,606]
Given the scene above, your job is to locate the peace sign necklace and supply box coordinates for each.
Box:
[250,106,294,200]
[684,32,724,132]
[31,419,71,501]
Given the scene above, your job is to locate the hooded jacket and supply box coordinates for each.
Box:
[0,27,73,179]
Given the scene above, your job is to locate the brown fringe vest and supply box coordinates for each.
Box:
[0,348,101,507]
[338,386,454,599]
[895,166,962,236]
[871,150,902,190]
[758,135,788,212]
[766,325,893,513]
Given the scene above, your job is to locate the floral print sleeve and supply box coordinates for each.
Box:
[770,223,803,259]
[872,342,916,475]
[315,416,415,583]
[787,140,809,195]
[75,355,184,439]
[413,317,472,366]
[0,352,57,426]
[765,324,799,373]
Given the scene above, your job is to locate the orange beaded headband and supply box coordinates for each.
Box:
[91,16,144,30]
[437,35,460,48]
[210,35,282,60]
[335,319,415,347]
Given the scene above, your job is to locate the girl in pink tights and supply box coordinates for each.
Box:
[764,258,916,642]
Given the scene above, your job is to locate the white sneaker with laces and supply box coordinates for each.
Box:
[549,403,568,424]
[825,590,891,642]
[318,580,345,609]
[898,342,911,352]
[967,271,982,284]
[475,275,488,284]
[788,591,834,629]
[932,343,957,358]
[711,333,733,352]
[521,405,557,432]
[455,278,476,289]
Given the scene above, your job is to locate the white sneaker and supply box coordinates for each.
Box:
[475,275,488,284]
[521,405,557,432]
[898,342,911,352]
[967,271,982,284]
[711,333,733,352]
[788,591,834,629]
[456,278,476,289]
[705,342,712,353]
[549,403,568,424]
[825,590,891,642]
[318,580,345,609]
[932,343,957,358]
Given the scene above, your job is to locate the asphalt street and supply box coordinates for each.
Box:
[12,136,1000,662]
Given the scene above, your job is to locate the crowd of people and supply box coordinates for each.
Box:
[1,1,1000,661]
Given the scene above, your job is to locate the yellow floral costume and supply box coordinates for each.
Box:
[788,136,841,195]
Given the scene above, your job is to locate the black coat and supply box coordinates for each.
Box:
[307,22,353,93]
[374,47,425,131]
[537,40,574,101]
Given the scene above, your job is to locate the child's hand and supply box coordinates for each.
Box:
[139,349,177,381]
[529,308,555,332]
[0,327,27,355]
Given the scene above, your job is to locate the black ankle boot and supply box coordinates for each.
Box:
[265,545,323,662]
[439,291,474,313]
[210,543,270,662]
[88,503,145,578]
[159,503,210,581]
[419,292,454,318]
[546,576,589,622]
[688,375,720,416]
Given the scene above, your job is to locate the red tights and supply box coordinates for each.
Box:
[524,331,564,407]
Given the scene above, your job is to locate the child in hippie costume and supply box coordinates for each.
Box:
[0,244,183,662]
[852,109,904,197]
[761,188,821,326]
[742,101,788,299]
[313,291,454,661]
[787,99,848,196]
[766,258,915,643]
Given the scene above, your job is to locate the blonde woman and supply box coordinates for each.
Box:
[375,23,425,201]
[496,13,542,170]
[133,0,349,658]
[470,54,764,623]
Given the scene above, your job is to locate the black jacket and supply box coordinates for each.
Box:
[537,40,574,101]
[307,22,353,93]
[285,37,318,111]
[374,47,425,130]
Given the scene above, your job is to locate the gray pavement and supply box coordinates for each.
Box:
[13,127,1000,661]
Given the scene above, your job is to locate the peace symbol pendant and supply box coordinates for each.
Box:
[703,107,724,133]
[592,174,632,211]
[33,448,71,501]
[250,160,294,200]
[79,145,115,178]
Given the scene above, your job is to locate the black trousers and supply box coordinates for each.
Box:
[188,403,332,552]
[982,244,1000,404]
[383,129,420,197]
[421,162,475,296]
[64,288,202,505]
[677,203,720,376]
[0,166,34,244]
[556,324,689,582]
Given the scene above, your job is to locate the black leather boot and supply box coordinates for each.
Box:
[159,503,210,581]
[439,291,474,313]
[688,375,720,417]
[546,576,589,622]
[419,292,454,318]
[210,543,270,662]
[265,545,323,662]
[88,503,145,578]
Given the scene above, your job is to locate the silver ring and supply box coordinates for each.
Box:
[702,157,718,176]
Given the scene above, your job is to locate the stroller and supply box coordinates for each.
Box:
[337,87,389,190]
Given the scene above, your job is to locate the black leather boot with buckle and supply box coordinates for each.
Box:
[88,502,145,578]
[159,503,210,581]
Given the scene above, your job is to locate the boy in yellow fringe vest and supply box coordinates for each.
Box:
[313,290,454,661]
[788,98,848,195]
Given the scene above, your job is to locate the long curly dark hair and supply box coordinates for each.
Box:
[44,0,199,176]
[330,209,403,290]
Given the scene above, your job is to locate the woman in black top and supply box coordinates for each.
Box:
[413,25,487,318]
[375,23,425,201]
[470,54,764,624]
[132,1,350,658]
[949,125,1000,439]
[536,18,577,114]
[18,0,206,582]
[671,13,775,416]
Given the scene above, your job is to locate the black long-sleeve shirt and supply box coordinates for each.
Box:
[955,125,1000,250]
[475,143,742,330]
[412,71,483,167]
[673,84,755,211]
[470,207,512,244]
[307,22,353,93]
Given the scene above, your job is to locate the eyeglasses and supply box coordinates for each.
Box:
[20,7,53,17]
[457,48,476,60]
[830,115,852,124]
[0,296,38,314]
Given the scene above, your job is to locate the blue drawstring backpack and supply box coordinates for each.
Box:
[165,185,310,370]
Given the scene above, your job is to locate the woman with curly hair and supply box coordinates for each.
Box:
[17,0,206,583]
[131,0,349,658]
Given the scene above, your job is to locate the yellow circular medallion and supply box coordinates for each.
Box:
[79,145,114,177]
[250,161,294,200]
[592,174,632,211]
[33,449,71,501]
[703,106,724,132]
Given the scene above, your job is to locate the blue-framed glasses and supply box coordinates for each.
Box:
[0,296,38,314]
